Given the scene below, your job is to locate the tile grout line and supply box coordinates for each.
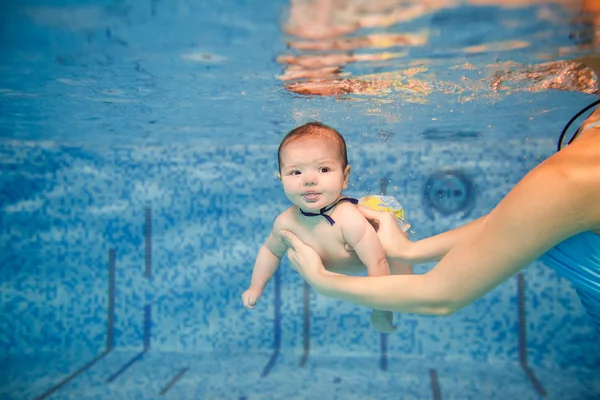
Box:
[33,248,117,399]
[159,367,189,396]
[299,281,310,367]
[106,206,155,384]
[429,369,441,400]
[145,206,152,278]
[517,273,547,397]
[261,268,281,378]
[106,303,151,383]
[379,177,389,372]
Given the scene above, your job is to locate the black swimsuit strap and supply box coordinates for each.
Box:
[299,197,358,226]
[558,99,600,151]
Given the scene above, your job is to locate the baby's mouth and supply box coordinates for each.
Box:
[303,192,320,201]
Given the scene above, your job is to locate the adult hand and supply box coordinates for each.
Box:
[280,230,327,284]
[349,206,412,261]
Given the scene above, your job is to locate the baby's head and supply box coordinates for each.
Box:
[277,122,351,211]
[278,121,348,172]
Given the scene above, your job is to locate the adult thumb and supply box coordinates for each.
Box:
[356,205,377,217]
[279,230,299,249]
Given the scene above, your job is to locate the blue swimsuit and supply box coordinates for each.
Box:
[540,231,600,332]
[540,119,600,331]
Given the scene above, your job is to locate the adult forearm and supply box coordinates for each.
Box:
[250,246,281,288]
[312,272,453,316]
[404,216,487,264]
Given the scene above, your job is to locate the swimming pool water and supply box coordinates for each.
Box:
[1,0,599,399]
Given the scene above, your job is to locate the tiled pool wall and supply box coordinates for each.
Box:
[1,137,599,372]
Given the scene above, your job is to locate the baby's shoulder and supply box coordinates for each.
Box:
[333,201,368,229]
[334,200,364,218]
[273,206,299,229]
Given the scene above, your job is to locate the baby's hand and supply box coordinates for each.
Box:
[241,286,263,309]
[370,310,396,334]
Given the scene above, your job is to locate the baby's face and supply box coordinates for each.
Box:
[279,136,349,211]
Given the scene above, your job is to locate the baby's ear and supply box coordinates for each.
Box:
[277,173,282,182]
[343,164,351,187]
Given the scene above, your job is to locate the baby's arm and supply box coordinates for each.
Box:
[242,216,289,309]
[340,207,390,277]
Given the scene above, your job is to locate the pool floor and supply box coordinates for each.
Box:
[2,351,598,400]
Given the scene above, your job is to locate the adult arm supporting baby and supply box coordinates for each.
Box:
[282,153,599,315]
[358,205,488,265]
[404,216,487,263]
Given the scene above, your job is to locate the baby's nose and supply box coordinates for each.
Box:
[303,173,317,185]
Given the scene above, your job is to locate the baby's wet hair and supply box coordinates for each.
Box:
[278,121,348,171]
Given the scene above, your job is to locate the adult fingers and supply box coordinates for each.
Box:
[280,229,304,250]
[356,205,398,224]
[355,205,382,220]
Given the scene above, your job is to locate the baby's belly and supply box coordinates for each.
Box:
[323,254,367,276]
[296,230,367,276]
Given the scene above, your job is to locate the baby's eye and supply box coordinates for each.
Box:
[289,170,301,176]
[319,167,330,173]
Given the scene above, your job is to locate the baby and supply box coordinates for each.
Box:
[241,122,412,333]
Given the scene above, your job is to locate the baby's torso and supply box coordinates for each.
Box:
[279,206,367,275]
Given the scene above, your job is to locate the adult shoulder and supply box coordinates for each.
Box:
[540,130,600,230]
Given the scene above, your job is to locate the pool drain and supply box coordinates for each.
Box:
[423,168,474,218]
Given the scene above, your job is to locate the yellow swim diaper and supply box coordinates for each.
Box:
[358,195,411,233]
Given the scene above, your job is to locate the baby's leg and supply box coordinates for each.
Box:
[389,258,413,275]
